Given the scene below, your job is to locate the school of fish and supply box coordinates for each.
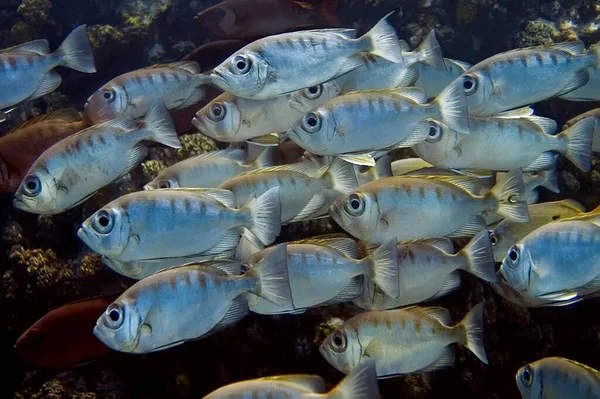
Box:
[4,4,600,397]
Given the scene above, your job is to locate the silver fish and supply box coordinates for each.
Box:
[0,25,96,120]
[93,250,292,353]
[559,66,600,101]
[219,158,357,223]
[246,236,399,314]
[203,358,380,399]
[355,230,496,310]
[412,109,594,172]
[329,169,529,244]
[563,108,600,152]
[13,104,181,215]
[77,187,281,261]
[287,82,469,167]
[320,304,488,377]
[354,154,393,186]
[84,61,209,123]
[495,167,559,205]
[499,218,600,303]
[414,58,471,98]
[390,157,434,176]
[209,13,404,100]
[455,40,600,116]
[516,357,600,399]
[192,91,303,145]
[144,147,274,190]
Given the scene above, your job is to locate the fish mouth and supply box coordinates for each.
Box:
[288,97,306,113]
[77,227,96,249]
[191,116,208,134]
[209,70,228,88]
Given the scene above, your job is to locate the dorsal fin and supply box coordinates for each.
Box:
[549,41,585,55]
[191,148,246,163]
[7,108,82,134]
[524,115,557,135]
[240,161,321,177]
[446,58,472,71]
[255,375,326,392]
[419,238,455,253]
[558,358,600,380]
[303,28,357,40]
[168,61,201,74]
[0,39,50,55]
[408,306,452,326]
[388,87,429,104]
[99,116,138,131]
[493,106,534,119]
[177,187,236,208]
[300,237,360,259]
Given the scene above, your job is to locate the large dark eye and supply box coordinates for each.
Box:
[208,103,226,122]
[521,365,533,387]
[489,232,498,246]
[303,85,322,100]
[93,209,114,234]
[232,55,251,74]
[301,112,321,133]
[331,329,347,353]
[507,245,519,268]
[463,75,478,96]
[344,193,365,216]
[425,121,442,143]
[102,89,115,102]
[23,175,41,197]
[105,303,124,329]
[156,179,171,189]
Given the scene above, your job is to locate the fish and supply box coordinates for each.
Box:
[354,154,393,186]
[0,109,87,193]
[414,58,472,98]
[516,357,600,399]
[14,294,117,368]
[319,303,488,377]
[287,83,469,167]
[84,62,210,123]
[355,229,496,311]
[195,0,341,40]
[412,108,594,172]
[144,147,274,190]
[183,39,254,70]
[0,25,96,120]
[219,158,357,223]
[203,358,380,399]
[329,169,529,244]
[495,167,559,205]
[209,13,404,100]
[192,91,303,145]
[390,157,434,176]
[93,252,292,353]
[499,218,600,303]
[563,108,600,152]
[13,104,181,215]
[559,66,600,101]
[77,187,281,262]
[489,199,587,264]
[455,40,600,116]
[245,235,399,314]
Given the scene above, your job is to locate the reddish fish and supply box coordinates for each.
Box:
[0,109,88,194]
[14,293,118,368]
[195,0,340,39]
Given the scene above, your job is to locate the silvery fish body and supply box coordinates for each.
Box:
[390,157,434,176]
[489,199,586,262]
[414,58,471,98]
[517,357,600,399]
[77,187,281,261]
[355,230,496,310]
[219,159,357,223]
[13,105,181,215]
[84,62,209,123]
[209,14,404,99]
[329,170,528,244]
[413,112,594,172]
[457,40,600,116]
[354,154,393,186]
[192,92,303,144]
[500,219,600,302]
[319,304,488,377]
[560,66,600,101]
[564,108,600,152]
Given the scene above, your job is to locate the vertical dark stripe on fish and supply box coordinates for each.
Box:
[550,53,559,65]
[183,272,191,288]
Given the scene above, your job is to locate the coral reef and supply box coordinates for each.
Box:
[176,133,218,159]
[141,159,167,181]
[14,374,97,399]
[514,19,556,47]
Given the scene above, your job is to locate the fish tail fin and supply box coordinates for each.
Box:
[490,168,529,223]
[142,103,181,148]
[328,358,380,399]
[326,158,359,195]
[458,303,488,364]
[251,146,276,168]
[362,12,403,63]
[55,25,96,73]
[540,168,560,193]
[367,240,399,299]
[460,230,497,282]
[432,79,470,134]
[415,30,445,71]
[247,242,293,308]
[318,0,341,26]
[560,117,594,172]
[244,187,281,246]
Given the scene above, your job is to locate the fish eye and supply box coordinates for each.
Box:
[208,103,226,122]
[331,329,347,353]
[425,121,442,143]
[344,193,365,216]
[303,85,322,100]
[156,179,171,189]
[232,55,251,74]
[507,245,519,267]
[23,175,41,197]
[105,303,124,329]
[463,75,478,96]
[93,209,114,234]
[102,89,116,102]
[301,112,321,133]
[488,232,498,246]
[521,365,533,387]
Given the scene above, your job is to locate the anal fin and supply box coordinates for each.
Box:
[446,215,487,238]
[211,295,249,333]
[27,71,62,100]
[418,347,455,373]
